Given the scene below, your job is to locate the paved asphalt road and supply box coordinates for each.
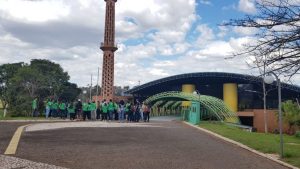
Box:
[0,121,68,154]
[0,122,30,154]
[9,120,287,169]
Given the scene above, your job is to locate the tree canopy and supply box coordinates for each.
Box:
[282,100,300,134]
[0,59,80,116]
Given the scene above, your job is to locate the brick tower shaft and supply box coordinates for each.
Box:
[100,0,117,101]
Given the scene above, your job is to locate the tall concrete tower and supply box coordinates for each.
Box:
[100,0,117,101]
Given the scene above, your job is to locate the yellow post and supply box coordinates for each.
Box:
[223,83,238,112]
[182,84,195,107]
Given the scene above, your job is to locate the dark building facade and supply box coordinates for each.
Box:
[126,72,300,132]
[126,72,300,110]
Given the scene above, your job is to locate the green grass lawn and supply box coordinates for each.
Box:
[0,109,46,120]
[199,122,300,168]
[0,116,46,120]
[0,109,4,118]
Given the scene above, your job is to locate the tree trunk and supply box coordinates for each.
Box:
[3,104,8,117]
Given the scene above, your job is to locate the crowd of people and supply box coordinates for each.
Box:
[41,99,151,123]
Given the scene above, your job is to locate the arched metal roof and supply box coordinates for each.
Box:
[126,72,300,94]
[144,91,239,123]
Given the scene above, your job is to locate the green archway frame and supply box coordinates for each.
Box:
[144,91,239,123]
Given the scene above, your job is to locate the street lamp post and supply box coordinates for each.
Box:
[193,90,201,120]
[193,90,201,100]
[89,85,92,101]
[83,90,87,102]
[264,72,283,158]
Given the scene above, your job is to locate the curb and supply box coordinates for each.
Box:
[183,121,299,169]
[0,155,69,169]
[0,119,69,122]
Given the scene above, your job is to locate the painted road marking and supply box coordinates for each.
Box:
[4,125,29,155]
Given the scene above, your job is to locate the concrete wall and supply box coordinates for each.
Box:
[93,96,133,103]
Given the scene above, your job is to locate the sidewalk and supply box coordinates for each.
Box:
[0,155,67,169]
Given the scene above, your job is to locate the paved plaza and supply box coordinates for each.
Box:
[0,119,289,169]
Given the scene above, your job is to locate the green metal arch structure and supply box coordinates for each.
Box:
[144,91,239,123]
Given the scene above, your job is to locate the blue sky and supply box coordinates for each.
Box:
[0,0,299,87]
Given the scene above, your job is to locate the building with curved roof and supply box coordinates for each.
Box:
[126,72,300,132]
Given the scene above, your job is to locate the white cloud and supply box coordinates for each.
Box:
[229,36,255,52]
[238,0,256,14]
[217,26,228,38]
[234,26,258,36]
[222,4,236,11]
[196,24,215,45]
[149,68,169,76]
[198,41,234,58]
[1,0,299,88]
[153,61,175,67]
[0,0,195,87]
[199,0,212,5]
[0,0,70,22]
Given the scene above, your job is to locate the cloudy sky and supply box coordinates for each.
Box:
[0,0,299,87]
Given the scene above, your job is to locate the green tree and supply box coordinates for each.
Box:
[0,63,23,113]
[282,100,300,134]
[7,65,45,116]
[1,59,80,116]
[30,59,70,98]
[59,82,81,102]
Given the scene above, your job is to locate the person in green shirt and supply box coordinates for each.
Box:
[126,102,134,122]
[59,101,66,119]
[32,98,38,117]
[101,101,108,121]
[114,102,119,120]
[108,100,114,121]
[45,99,52,119]
[125,102,130,121]
[82,101,90,121]
[89,101,96,120]
[67,102,76,120]
[96,101,101,120]
[51,101,59,118]
[119,100,125,122]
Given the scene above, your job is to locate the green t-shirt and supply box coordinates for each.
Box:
[125,103,130,112]
[88,103,96,111]
[102,104,108,113]
[59,103,66,110]
[114,103,118,110]
[52,102,58,109]
[32,99,37,109]
[108,102,114,111]
[46,101,52,109]
[67,105,75,113]
[82,103,89,111]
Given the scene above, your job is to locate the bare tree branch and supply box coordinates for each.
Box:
[223,0,300,79]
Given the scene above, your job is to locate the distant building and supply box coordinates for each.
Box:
[126,72,300,132]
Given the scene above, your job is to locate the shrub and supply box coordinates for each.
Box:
[295,131,300,138]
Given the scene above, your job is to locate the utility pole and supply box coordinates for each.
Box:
[90,74,92,101]
[96,67,100,108]
[263,59,268,133]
